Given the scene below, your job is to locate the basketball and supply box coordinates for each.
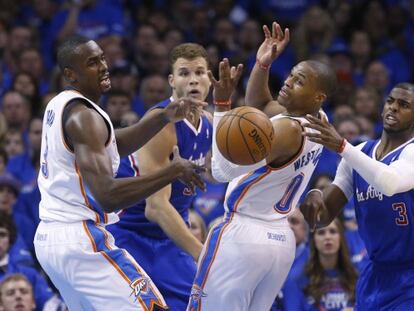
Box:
[216,106,274,165]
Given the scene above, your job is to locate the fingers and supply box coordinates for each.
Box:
[207,70,218,85]
[283,28,290,44]
[275,23,283,41]
[191,171,206,192]
[263,25,271,38]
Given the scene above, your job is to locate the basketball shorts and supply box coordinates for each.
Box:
[109,225,196,311]
[187,214,295,311]
[355,261,414,311]
[34,220,168,311]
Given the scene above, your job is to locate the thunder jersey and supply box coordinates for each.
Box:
[38,90,120,224]
[115,98,212,238]
[224,114,323,222]
[353,138,414,266]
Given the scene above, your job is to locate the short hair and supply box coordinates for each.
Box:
[305,60,338,98]
[0,274,33,304]
[169,43,209,71]
[0,211,17,245]
[57,35,91,71]
[394,82,414,93]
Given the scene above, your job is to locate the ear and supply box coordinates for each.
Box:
[315,92,327,105]
[168,74,174,89]
[63,67,77,84]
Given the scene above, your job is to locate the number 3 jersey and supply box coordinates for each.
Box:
[38,90,120,224]
[223,114,323,222]
[352,139,414,266]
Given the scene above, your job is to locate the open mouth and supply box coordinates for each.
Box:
[385,114,397,125]
[278,87,288,98]
[188,89,201,97]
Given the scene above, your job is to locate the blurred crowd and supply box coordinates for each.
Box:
[0,0,413,310]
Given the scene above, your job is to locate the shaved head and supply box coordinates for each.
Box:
[305,60,337,98]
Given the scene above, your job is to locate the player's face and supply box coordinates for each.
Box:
[277,62,321,115]
[313,221,340,257]
[169,57,211,103]
[0,280,35,311]
[382,87,414,134]
[70,41,111,99]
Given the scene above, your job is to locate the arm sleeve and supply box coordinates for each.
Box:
[332,158,354,200]
[211,112,266,182]
[339,141,414,196]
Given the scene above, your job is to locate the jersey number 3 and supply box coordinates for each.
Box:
[392,202,409,226]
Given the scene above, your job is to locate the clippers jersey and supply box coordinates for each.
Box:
[37,90,120,224]
[353,138,414,266]
[224,114,323,222]
[115,98,212,238]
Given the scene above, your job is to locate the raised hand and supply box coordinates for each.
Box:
[207,58,243,102]
[303,114,345,153]
[256,21,290,68]
[164,97,207,123]
[171,146,206,193]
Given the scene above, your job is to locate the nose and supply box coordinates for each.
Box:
[284,76,293,88]
[189,72,199,85]
[99,58,108,72]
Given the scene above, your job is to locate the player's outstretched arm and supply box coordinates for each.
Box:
[135,123,203,261]
[245,21,289,116]
[66,104,205,212]
[303,114,414,196]
[115,97,207,157]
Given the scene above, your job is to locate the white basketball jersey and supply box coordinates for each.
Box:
[224,114,323,222]
[38,90,120,224]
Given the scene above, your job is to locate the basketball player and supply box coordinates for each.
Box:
[33,36,207,311]
[300,82,414,310]
[187,22,337,310]
[109,43,243,310]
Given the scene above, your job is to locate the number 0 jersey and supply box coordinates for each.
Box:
[38,90,120,224]
[224,114,323,222]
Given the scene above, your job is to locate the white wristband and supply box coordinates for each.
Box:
[306,188,323,198]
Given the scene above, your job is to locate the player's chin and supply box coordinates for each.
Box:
[277,95,288,107]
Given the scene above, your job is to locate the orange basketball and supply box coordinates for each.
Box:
[216,106,274,165]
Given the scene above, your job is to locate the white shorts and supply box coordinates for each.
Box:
[187,214,295,311]
[34,220,168,311]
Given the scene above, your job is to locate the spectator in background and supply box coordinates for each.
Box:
[132,24,159,76]
[188,210,207,243]
[119,111,140,128]
[108,62,141,115]
[1,91,31,134]
[292,6,335,61]
[104,90,132,129]
[364,60,390,98]
[6,117,42,187]
[3,130,24,159]
[350,87,383,137]
[2,26,35,76]
[0,148,7,175]
[146,42,170,76]
[11,73,40,117]
[0,274,36,311]
[283,218,358,311]
[350,31,373,87]
[17,48,48,96]
[137,74,170,114]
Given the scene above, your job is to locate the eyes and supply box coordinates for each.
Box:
[287,73,305,86]
[315,227,338,236]
[87,55,106,67]
[178,69,207,77]
[386,98,411,109]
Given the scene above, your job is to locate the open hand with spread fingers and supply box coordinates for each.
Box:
[164,97,208,123]
[171,146,206,193]
[256,21,290,69]
[302,114,346,153]
[207,58,243,102]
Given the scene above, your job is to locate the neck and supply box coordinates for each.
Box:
[319,253,338,270]
[70,85,101,103]
[377,129,414,157]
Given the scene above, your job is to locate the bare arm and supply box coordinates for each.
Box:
[115,97,207,157]
[136,119,202,261]
[57,5,81,43]
[245,22,289,116]
[66,103,205,213]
